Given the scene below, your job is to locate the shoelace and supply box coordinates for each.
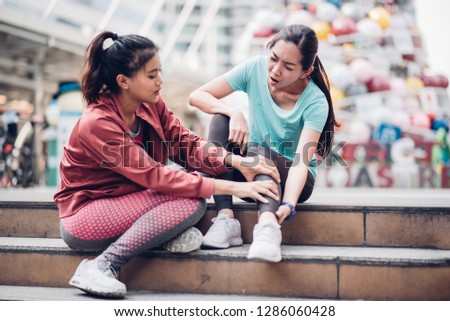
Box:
[209,215,232,232]
[97,259,119,279]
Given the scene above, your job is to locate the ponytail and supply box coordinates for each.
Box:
[310,57,339,158]
[81,31,117,105]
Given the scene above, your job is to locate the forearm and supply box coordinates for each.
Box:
[212,179,236,195]
[189,90,237,117]
[283,164,309,204]
[224,153,244,170]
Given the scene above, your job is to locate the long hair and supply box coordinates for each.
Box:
[267,24,339,158]
[81,31,158,105]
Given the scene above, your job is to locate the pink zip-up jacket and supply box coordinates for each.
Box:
[54,93,230,218]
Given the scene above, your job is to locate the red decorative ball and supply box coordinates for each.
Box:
[367,75,391,92]
[331,16,357,36]
[421,75,449,88]
[253,26,274,38]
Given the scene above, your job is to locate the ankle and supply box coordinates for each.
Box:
[258,211,278,224]
[218,209,234,219]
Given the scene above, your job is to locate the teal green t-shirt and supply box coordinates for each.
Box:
[225,55,328,177]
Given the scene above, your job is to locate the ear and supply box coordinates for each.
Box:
[301,66,314,79]
[116,74,129,90]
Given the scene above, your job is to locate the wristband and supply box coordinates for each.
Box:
[281,202,296,221]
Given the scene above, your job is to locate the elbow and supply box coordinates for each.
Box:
[187,92,195,107]
[188,90,201,109]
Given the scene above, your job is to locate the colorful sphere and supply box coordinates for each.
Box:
[316,2,340,22]
[405,76,424,90]
[368,6,391,29]
[329,63,355,90]
[432,118,449,132]
[389,77,408,96]
[356,18,383,38]
[345,83,368,96]
[421,75,449,88]
[311,20,331,40]
[411,112,431,129]
[348,120,372,144]
[350,58,375,83]
[392,110,411,128]
[330,85,346,101]
[341,2,366,20]
[331,16,357,36]
[285,10,314,27]
[367,75,391,92]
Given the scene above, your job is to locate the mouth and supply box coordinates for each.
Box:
[269,76,279,85]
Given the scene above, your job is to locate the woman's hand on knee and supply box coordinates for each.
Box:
[234,180,279,203]
[237,155,281,183]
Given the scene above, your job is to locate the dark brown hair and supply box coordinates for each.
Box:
[81,31,158,105]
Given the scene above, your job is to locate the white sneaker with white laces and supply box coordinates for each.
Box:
[69,258,127,298]
[202,213,243,248]
[162,227,203,253]
[247,221,282,262]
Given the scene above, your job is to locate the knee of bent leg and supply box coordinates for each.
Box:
[254,174,281,194]
[208,114,230,141]
[254,173,274,183]
[196,197,207,214]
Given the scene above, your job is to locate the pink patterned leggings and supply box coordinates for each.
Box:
[60,189,206,270]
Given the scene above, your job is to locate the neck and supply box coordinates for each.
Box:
[116,94,140,131]
[289,77,309,95]
[117,93,140,117]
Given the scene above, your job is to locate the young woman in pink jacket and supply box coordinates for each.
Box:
[54,31,280,298]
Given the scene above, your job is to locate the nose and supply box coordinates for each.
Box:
[272,62,282,75]
[156,72,164,86]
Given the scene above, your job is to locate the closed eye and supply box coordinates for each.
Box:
[271,56,294,71]
[148,68,163,79]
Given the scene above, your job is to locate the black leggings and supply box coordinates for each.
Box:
[208,114,315,214]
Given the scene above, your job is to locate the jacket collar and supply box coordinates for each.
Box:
[108,93,166,141]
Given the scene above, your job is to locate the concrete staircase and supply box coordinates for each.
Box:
[1,188,450,300]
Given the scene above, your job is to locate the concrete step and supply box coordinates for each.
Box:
[1,201,450,249]
[1,237,450,300]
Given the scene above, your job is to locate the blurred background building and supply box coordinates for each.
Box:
[0,0,449,189]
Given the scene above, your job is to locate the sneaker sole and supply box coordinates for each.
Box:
[202,237,243,249]
[69,276,126,298]
[162,227,203,253]
[247,243,282,263]
[247,252,282,263]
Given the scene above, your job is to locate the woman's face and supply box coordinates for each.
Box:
[127,53,163,104]
[267,40,307,89]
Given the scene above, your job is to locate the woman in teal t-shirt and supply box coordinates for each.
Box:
[189,24,338,262]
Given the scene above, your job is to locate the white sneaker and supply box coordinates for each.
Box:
[162,227,203,253]
[202,213,243,249]
[247,221,282,262]
[69,258,127,298]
